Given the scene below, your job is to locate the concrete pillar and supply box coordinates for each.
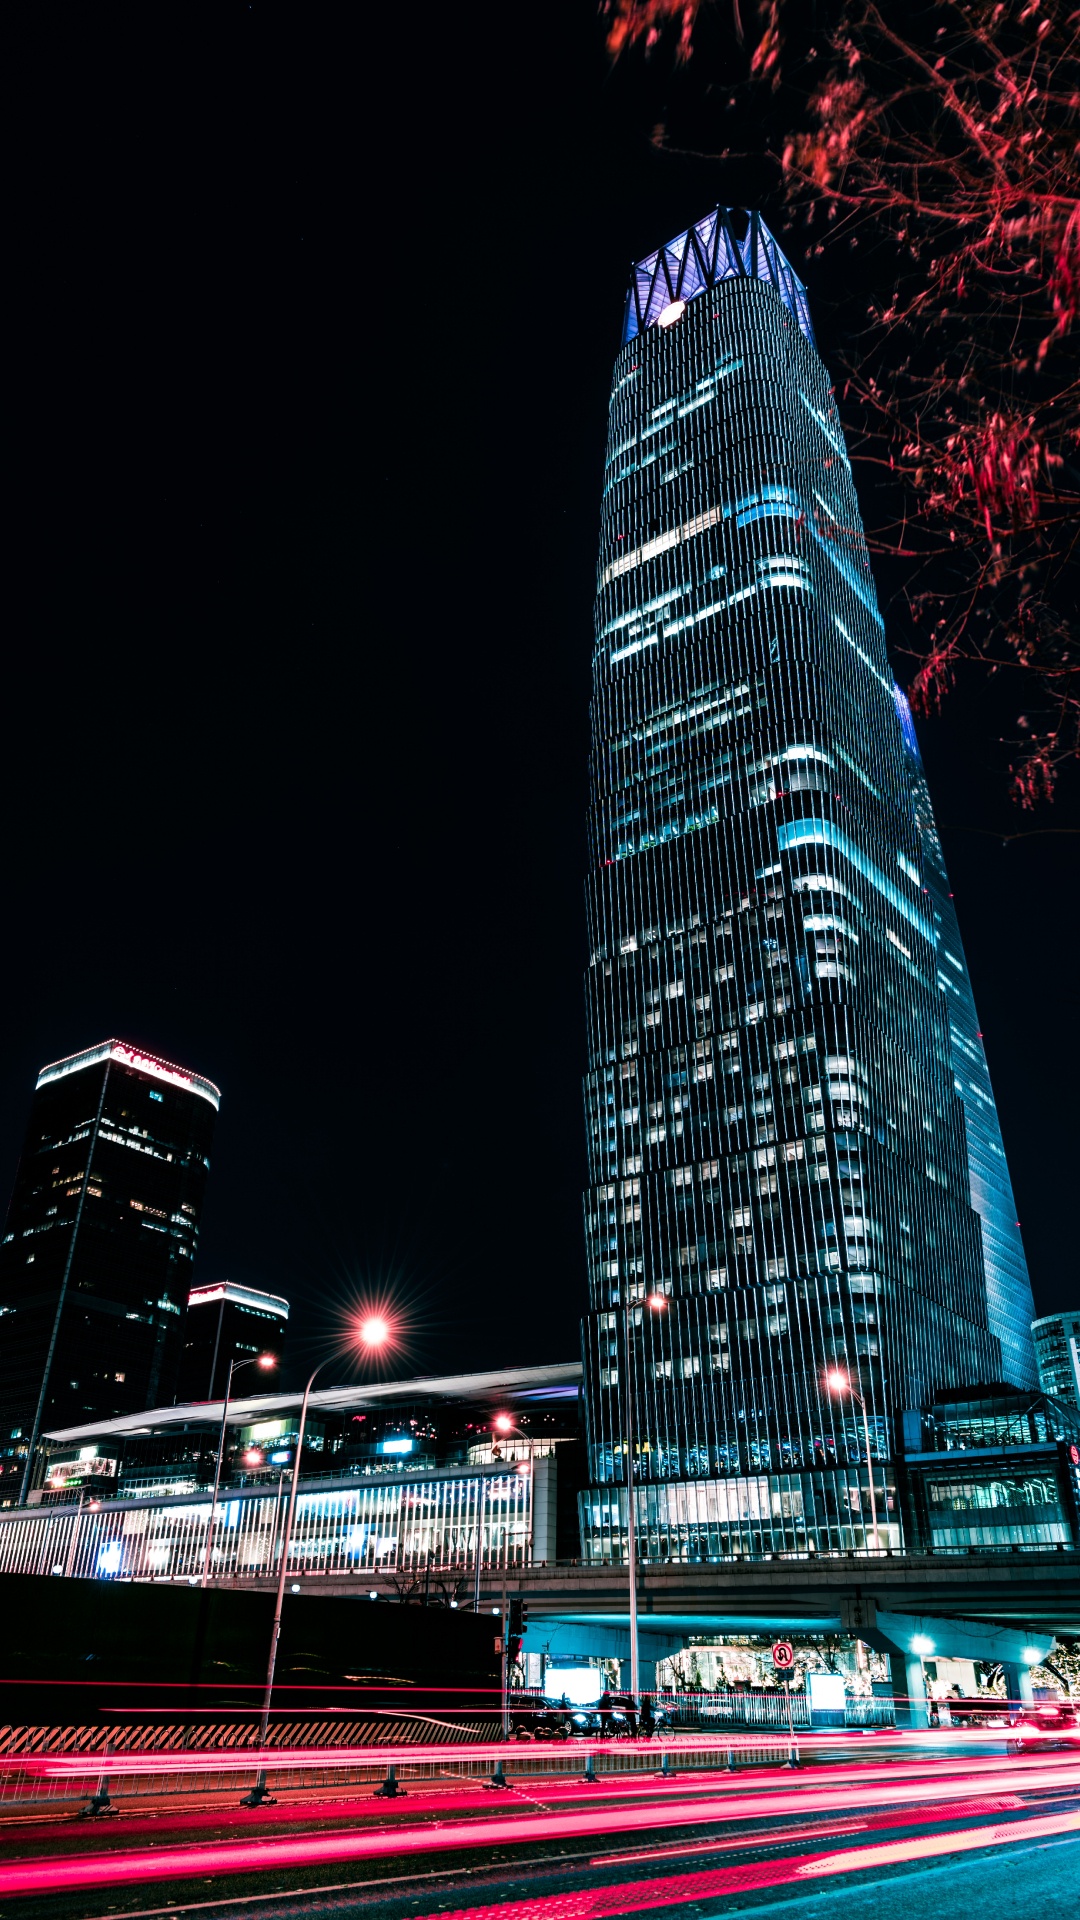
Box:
[1001,1663,1034,1711]
[530,1455,557,1565]
[895,1652,929,1729]
[619,1658,657,1697]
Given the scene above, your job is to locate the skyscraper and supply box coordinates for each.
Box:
[176,1279,289,1402]
[894,687,1037,1390]
[0,1040,220,1501]
[1032,1311,1080,1411]
[578,208,1037,1564]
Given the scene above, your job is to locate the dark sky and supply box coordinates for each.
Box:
[5,8,1076,1391]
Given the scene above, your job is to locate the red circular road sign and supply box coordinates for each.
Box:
[772,1641,795,1669]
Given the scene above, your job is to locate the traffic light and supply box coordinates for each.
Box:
[507,1597,528,1664]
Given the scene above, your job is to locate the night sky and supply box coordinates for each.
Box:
[5,9,1076,1392]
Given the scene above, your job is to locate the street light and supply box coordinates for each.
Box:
[826,1369,880,1552]
[243,1312,392,1806]
[200,1352,278,1588]
[626,1291,667,1703]
[472,1415,527,1612]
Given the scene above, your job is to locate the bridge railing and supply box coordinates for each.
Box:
[511,1689,895,1731]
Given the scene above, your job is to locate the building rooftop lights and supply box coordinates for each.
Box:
[37,1040,221,1110]
[623,206,815,348]
[187,1282,290,1318]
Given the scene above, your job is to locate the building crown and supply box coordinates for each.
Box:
[624,206,814,348]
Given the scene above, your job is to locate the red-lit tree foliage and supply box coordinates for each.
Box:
[602,2,1079,804]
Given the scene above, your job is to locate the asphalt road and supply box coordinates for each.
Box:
[0,1747,1076,1919]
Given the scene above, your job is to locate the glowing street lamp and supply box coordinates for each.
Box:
[491,1412,531,1460]
[472,1414,526,1612]
[201,1351,277,1588]
[826,1368,880,1552]
[244,1311,396,1805]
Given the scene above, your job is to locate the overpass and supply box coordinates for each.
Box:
[226,1549,1079,1727]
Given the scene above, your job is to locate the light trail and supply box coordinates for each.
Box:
[592,1792,1027,1864]
[12,1727,1067,1780]
[1,1756,1076,1898]
[413,1812,1080,1920]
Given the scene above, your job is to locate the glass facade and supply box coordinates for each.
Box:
[1032,1311,1080,1411]
[579,207,1024,1564]
[0,1041,219,1500]
[0,1466,540,1585]
[23,1364,582,1571]
[902,1389,1080,1552]
[894,688,1037,1388]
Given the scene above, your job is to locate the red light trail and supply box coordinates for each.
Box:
[410,1811,1080,1920]
[0,1755,1075,1900]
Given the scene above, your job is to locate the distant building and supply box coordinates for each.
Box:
[0,1040,220,1503]
[176,1280,289,1402]
[10,1363,584,1571]
[1032,1312,1080,1412]
[901,1387,1080,1552]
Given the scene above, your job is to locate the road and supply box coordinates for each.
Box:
[0,1744,1076,1919]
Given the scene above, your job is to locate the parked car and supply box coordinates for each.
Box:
[512,1702,573,1741]
[1006,1702,1080,1754]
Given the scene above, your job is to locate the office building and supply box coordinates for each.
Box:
[901,1386,1080,1552]
[4,1363,582,1577]
[578,207,1035,1563]
[895,688,1036,1387]
[1032,1312,1080,1411]
[176,1280,289,1402]
[0,1040,219,1502]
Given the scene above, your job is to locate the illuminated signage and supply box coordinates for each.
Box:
[187,1282,289,1317]
[379,1438,414,1456]
[46,1456,118,1487]
[37,1040,221,1110]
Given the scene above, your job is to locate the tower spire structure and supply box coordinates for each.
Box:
[579,207,1036,1566]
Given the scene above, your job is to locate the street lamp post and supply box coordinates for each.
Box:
[625,1292,667,1702]
[471,1416,531,1610]
[472,1476,487,1612]
[201,1352,277,1588]
[827,1370,880,1552]
[490,1415,533,1734]
[243,1314,391,1807]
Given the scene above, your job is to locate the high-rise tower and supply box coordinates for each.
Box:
[0,1040,220,1502]
[579,208,1036,1563]
[894,687,1037,1389]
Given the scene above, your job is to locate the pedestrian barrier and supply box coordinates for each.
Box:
[0,1732,799,1813]
[0,1714,500,1758]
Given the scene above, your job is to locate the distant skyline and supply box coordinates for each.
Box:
[3,9,1075,1392]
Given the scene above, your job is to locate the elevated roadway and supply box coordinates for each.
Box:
[232,1550,1078,1723]
[264,1550,1080,1638]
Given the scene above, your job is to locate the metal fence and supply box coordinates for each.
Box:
[0,1470,534,1583]
[513,1689,895,1731]
[656,1690,894,1729]
[0,1732,798,1812]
